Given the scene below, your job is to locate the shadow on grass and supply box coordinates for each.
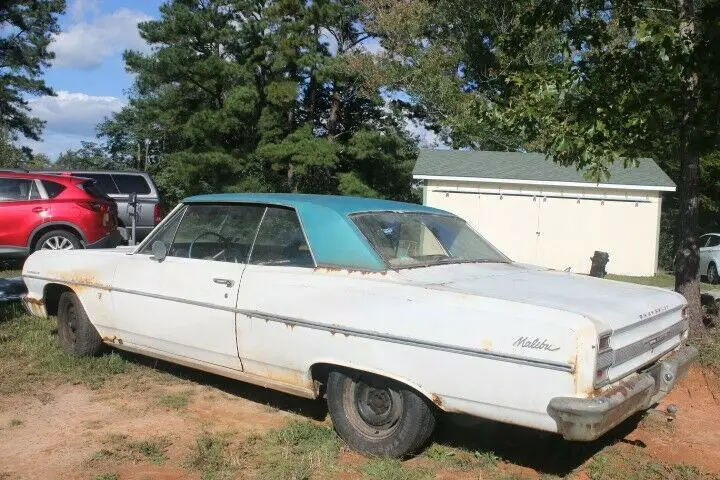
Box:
[110,347,639,477]
[433,411,644,477]
[112,348,329,421]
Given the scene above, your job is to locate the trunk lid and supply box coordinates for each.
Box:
[396,262,686,334]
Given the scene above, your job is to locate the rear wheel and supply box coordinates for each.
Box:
[709,263,719,285]
[35,230,81,252]
[326,370,436,457]
[57,291,103,356]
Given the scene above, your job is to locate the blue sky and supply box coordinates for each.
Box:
[22,0,441,158]
[21,0,163,158]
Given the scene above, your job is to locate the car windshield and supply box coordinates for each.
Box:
[351,212,509,269]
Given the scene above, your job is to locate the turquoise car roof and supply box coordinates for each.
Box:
[182,193,453,271]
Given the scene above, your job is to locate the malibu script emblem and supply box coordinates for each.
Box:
[513,337,560,352]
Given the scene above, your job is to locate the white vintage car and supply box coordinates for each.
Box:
[22,193,696,457]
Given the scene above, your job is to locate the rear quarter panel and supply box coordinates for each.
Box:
[236,267,598,433]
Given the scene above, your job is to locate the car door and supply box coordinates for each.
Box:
[110,203,265,370]
[0,177,47,253]
[703,235,720,277]
[234,206,316,380]
[699,235,712,275]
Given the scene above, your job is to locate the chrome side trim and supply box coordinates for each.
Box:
[239,309,574,372]
[23,274,575,373]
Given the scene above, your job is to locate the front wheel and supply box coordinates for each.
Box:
[57,291,103,356]
[709,263,719,285]
[326,370,436,457]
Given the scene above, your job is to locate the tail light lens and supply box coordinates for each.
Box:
[595,334,614,388]
[154,203,162,225]
[76,201,103,212]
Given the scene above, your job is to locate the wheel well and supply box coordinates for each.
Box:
[309,362,442,409]
[43,283,72,316]
[30,224,83,251]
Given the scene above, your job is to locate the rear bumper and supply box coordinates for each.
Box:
[86,229,123,249]
[548,345,697,441]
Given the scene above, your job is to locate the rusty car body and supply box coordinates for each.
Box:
[21,193,697,456]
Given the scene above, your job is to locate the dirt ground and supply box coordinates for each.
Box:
[0,353,719,480]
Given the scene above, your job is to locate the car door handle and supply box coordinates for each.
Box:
[213,278,235,287]
[32,207,47,213]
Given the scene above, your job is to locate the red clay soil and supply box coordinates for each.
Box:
[0,366,718,479]
[628,366,720,472]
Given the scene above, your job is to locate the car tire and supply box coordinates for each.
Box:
[709,263,719,285]
[326,369,436,457]
[35,230,81,252]
[57,291,103,357]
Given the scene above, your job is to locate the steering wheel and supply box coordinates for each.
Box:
[188,231,232,261]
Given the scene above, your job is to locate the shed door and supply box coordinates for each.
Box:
[475,193,540,264]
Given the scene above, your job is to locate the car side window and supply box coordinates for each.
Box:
[29,181,41,200]
[112,174,151,195]
[699,235,709,248]
[42,180,66,198]
[169,204,265,263]
[138,207,186,255]
[79,173,119,194]
[709,236,720,248]
[249,207,314,267]
[0,178,34,201]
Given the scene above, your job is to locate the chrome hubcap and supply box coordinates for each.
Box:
[41,236,74,250]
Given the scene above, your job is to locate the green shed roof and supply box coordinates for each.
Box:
[413,149,676,191]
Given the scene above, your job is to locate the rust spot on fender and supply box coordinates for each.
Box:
[313,267,388,277]
[24,296,44,306]
[431,394,443,407]
[102,335,123,345]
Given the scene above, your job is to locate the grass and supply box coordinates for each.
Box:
[157,392,192,410]
[423,443,500,471]
[93,475,119,480]
[0,306,130,393]
[583,449,717,480]
[361,458,433,480]
[7,419,23,428]
[254,420,343,480]
[606,272,719,291]
[90,434,171,466]
[186,431,237,480]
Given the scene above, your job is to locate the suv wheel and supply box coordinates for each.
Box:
[35,230,81,251]
[709,263,719,285]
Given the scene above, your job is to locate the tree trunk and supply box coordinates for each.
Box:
[675,0,703,337]
[328,82,341,137]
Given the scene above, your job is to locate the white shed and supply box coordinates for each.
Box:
[414,150,676,276]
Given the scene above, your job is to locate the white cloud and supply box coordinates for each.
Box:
[20,91,126,157]
[52,8,152,69]
[69,0,99,21]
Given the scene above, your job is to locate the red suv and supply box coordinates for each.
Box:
[0,171,120,255]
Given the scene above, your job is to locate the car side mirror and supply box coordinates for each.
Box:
[151,241,167,262]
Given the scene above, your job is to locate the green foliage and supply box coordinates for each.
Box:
[361,458,433,480]
[186,431,236,480]
[99,0,417,204]
[255,420,342,480]
[0,313,129,393]
[0,0,65,142]
[156,392,191,410]
[55,141,118,170]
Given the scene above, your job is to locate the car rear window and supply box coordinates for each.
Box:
[80,180,112,200]
[112,174,151,195]
[41,180,66,199]
[78,173,119,194]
